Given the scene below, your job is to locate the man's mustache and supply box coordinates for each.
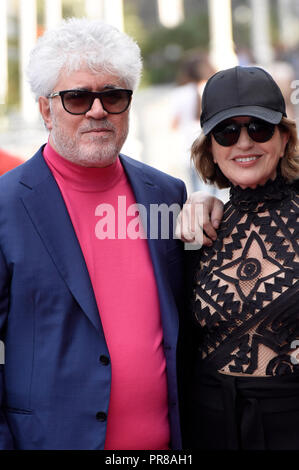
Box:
[80,120,116,133]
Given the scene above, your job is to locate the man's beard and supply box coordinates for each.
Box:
[50,117,129,167]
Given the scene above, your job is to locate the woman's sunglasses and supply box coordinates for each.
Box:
[211,118,276,147]
[47,88,133,115]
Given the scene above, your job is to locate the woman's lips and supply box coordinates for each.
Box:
[233,155,262,165]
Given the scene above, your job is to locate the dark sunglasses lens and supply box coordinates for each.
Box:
[212,122,240,146]
[212,119,276,146]
[62,90,131,114]
[62,91,92,114]
[101,90,131,113]
[248,120,275,142]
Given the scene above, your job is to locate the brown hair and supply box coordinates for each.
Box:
[191,117,299,188]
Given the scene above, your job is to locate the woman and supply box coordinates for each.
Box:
[185,66,299,450]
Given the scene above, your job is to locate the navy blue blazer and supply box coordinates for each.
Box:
[0,147,187,450]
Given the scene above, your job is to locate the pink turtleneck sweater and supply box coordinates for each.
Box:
[43,143,170,450]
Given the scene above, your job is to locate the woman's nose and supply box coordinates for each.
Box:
[236,126,254,148]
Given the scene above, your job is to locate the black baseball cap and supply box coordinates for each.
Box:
[200,66,287,135]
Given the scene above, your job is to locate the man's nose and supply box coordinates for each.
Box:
[85,97,108,119]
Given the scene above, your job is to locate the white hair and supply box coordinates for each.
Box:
[27,17,143,100]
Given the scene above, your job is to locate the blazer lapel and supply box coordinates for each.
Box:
[120,155,179,337]
[120,154,167,252]
[19,149,101,332]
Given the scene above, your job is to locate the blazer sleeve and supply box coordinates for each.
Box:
[0,247,14,449]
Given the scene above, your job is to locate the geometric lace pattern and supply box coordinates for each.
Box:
[193,177,299,376]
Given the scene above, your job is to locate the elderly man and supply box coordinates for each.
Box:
[0,18,222,450]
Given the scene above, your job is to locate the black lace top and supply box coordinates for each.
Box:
[192,175,299,376]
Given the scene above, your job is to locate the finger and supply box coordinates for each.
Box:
[211,198,224,229]
[181,234,196,243]
[200,205,218,241]
[187,201,215,245]
[181,221,212,247]
[179,203,195,241]
[193,204,204,246]
[174,213,182,240]
[201,234,213,247]
[175,206,195,241]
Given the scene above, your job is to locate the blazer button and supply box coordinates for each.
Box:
[99,355,110,366]
[96,411,107,422]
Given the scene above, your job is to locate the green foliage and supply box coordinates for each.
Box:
[141,15,210,85]
[36,0,44,25]
[125,9,210,86]
[232,20,250,49]
[7,58,20,109]
[62,0,85,18]
[124,4,147,49]
[269,2,280,47]
[6,26,20,110]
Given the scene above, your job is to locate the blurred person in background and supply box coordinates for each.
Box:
[267,60,296,120]
[170,54,215,193]
[182,65,299,450]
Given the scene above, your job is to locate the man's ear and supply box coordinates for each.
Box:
[38,96,53,131]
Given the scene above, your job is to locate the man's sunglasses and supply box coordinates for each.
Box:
[47,88,133,115]
[211,118,276,147]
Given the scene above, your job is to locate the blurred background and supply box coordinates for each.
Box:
[1,0,299,200]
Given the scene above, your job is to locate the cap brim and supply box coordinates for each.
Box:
[202,106,283,135]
